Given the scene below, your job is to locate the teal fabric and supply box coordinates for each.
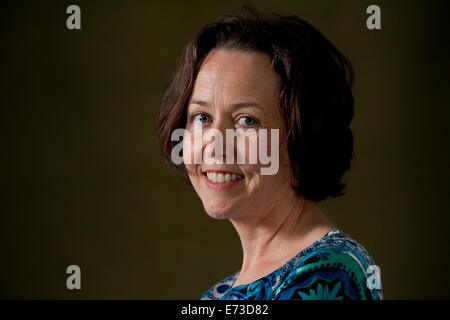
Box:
[200,228,384,300]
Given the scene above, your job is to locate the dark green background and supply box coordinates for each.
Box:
[2,0,449,299]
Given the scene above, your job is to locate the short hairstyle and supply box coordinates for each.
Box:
[157,7,354,202]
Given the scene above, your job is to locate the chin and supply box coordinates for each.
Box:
[201,198,237,220]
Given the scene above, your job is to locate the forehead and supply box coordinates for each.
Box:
[192,49,280,100]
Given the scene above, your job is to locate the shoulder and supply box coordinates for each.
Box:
[200,272,239,300]
[274,233,384,300]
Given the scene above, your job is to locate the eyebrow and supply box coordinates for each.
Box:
[189,99,264,111]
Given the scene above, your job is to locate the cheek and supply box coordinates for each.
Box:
[234,133,259,165]
[182,128,204,172]
[182,136,193,166]
[235,130,281,169]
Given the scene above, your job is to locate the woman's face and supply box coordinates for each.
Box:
[184,49,293,221]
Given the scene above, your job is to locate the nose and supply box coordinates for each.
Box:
[203,116,234,163]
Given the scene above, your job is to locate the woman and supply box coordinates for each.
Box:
[157,8,384,300]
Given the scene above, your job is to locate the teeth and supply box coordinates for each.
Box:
[206,172,243,183]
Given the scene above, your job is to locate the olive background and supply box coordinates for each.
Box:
[1,0,449,299]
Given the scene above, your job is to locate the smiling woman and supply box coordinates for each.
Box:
[157,7,384,300]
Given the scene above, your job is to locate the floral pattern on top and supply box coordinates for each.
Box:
[200,228,384,300]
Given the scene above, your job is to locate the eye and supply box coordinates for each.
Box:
[237,116,257,127]
[193,113,211,123]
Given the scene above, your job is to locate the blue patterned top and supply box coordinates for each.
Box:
[200,228,384,300]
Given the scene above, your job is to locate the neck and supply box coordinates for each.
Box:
[229,188,334,283]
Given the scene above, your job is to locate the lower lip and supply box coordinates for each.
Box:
[203,174,244,190]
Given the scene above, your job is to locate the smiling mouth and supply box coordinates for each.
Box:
[204,172,244,183]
